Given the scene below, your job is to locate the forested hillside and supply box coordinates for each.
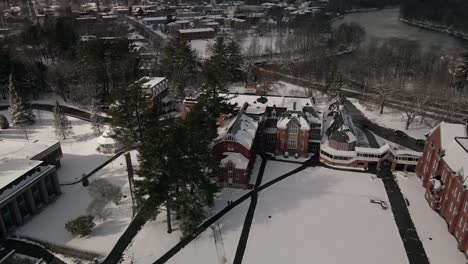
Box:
[401,0,468,33]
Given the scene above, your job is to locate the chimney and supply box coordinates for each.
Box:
[293,102,297,111]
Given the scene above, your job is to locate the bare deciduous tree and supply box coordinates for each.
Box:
[403,94,431,130]
[88,179,122,205]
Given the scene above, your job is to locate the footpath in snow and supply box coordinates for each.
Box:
[396,172,467,264]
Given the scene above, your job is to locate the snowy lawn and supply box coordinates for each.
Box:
[121,188,249,264]
[395,172,466,264]
[261,160,301,184]
[1,110,134,256]
[244,166,409,264]
[348,98,431,139]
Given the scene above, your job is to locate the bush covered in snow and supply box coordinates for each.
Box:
[65,215,95,237]
[88,179,122,205]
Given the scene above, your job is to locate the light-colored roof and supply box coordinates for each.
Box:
[443,138,468,179]
[355,144,391,155]
[216,113,259,150]
[141,77,166,89]
[428,122,467,150]
[0,139,59,189]
[245,103,267,115]
[220,152,250,170]
[178,28,214,33]
[224,94,314,111]
[277,112,310,131]
[0,159,43,190]
[142,16,167,21]
[321,143,356,158]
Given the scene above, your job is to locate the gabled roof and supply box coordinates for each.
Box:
[220,152,250,170]
[427,122,467,150]
[443,137,468,180]
[277,111,310,130]
[216,112,259,150]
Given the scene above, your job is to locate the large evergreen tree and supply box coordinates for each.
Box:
[8,74,35,126]
[53,100,73,140]
[161,38,197,100]
[226,40,245,83]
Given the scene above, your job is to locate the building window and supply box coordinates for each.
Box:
[31,184,43,207]
[227,144,235,151]
[1,206,14,229]
[288,138,297,149]
[339,143,347,151]
[235,171,240,180]
[227,163,234,178]
[289,124,298,134]
[45,176,55,197]
[17,194,30,218]
[271,109,276,117]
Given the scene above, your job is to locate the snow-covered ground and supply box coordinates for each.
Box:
[395,172,467,264]
[260,160,302,184]
[121,188,249,264]
[1,110,133,256]
[244,166,409,264]
[349,98,432,139]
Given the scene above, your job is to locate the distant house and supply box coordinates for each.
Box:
[0,139,63,237]
[138,77,175,113]
[178,28,215,41]
[142,16,168,25]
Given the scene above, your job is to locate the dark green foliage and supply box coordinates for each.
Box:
[65,215,95,237]
[107,82,146,148]
[203,37,245,92]
[160,38,197,100]
[452,52,468,93]
[401,0,468,33]
[0,114,9,129]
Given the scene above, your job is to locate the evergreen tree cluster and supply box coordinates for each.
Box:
[203,37,245,92]
[401,0,468,33]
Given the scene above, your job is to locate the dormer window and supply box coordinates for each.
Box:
[271,109,277,117]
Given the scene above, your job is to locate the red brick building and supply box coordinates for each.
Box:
[417,122,468,255]
[213,111,259,188]
[276,112,310,156]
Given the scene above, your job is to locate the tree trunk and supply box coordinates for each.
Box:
[166,202,172,234]
[380,98,385,114]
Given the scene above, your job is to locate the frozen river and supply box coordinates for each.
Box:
[334,8,467,54]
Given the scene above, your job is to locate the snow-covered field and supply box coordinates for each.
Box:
[261,160,301,184]
[1,110,133,256]
[396,172,467,264]
[244,166,409,264]
[122,188,249,264]
[349,98,432,139]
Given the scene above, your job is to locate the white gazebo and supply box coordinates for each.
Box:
[97,128,121,153]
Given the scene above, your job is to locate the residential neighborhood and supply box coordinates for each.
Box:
[0,0,468,263]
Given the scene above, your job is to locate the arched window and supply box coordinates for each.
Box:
[289,124,298,134]
[271,109,277,117]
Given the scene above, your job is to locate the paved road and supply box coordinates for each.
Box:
[343,97,424,152]
[1,239,66,264]
[379,168,430,264]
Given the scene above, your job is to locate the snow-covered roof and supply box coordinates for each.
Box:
[216,113,259,150]
[277,112,310,131]
[443,138,468,179]
[0,139,60,191]
[0,139,60,161]
[141,77,166,89]
[245,103,267,115]
[224,94,314,111]
[427,122,467,150]
[178,28,214,33]
[0,159,44,190]
[127,32,145,40]
[220,152,250,169]
[321,143,356,158]
[355,144,391,155]
[142,17,167,21]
